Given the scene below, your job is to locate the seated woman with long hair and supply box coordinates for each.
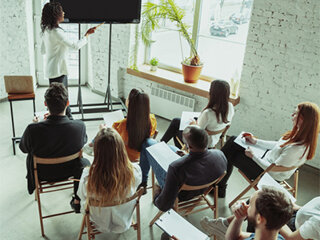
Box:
[78,127,142,233]
[218,102,320,198]
[161,80,234,148]
[84,88,157,161]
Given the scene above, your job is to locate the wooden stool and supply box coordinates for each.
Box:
[4,76,36,155]
[8,93,36,154]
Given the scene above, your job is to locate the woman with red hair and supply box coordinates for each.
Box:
[218,102,320,197]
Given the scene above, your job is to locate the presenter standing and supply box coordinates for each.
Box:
[40,2,95,118]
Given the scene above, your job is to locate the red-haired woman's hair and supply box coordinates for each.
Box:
[281,102,320,160]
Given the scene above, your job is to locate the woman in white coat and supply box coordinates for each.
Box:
[40,2,95,118]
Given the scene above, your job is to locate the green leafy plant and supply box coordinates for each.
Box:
[141,0,201,66]
[150,57,159,66]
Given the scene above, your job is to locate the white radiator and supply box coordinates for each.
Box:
[150,87,195,120]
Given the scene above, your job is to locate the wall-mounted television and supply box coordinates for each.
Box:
[51,0,142,24]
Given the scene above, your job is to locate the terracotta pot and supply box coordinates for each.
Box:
[181,63,203,83]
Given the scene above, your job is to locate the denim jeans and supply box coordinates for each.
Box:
[139,138,179,188]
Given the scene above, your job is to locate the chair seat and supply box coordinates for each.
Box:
[8,92,35,100]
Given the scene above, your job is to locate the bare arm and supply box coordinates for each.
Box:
[280,225,306,240]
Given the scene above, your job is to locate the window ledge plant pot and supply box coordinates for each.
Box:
[181,62,203,83]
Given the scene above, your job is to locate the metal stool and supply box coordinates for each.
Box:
[4,76,36,155]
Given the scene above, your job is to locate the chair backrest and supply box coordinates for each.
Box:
[4,75,34,94]
[88,187,144,208]
[206,125,229,136]
[33,150,83,167]
[180,171,226,192]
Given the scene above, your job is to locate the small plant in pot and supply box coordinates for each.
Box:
[150,57,159,71]
[142,0,203,83]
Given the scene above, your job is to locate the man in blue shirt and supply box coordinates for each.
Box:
[226,187,293,240]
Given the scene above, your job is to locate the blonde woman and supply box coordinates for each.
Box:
[78,127,142,233]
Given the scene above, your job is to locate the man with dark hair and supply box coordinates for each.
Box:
[139,125,227,212]
[225,187,293,240]
[20,83,90,213]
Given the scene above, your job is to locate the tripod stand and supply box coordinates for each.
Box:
[71,24,127,121]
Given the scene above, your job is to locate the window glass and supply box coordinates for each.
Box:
[149,0,195,68]
[146,0,254,81]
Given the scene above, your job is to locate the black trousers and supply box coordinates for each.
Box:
[49,75,73,120]
[160,118,184,149]
[38,158,90,200]
[218,136,265,188]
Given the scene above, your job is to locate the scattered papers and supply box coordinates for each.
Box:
[156,210,210,240]
[179,111,201,130]
[234,131,266,158]
[257,173,296,203]
[102,110,124,127]
[146,142,180,172]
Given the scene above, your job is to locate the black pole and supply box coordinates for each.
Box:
[104,24,113,111]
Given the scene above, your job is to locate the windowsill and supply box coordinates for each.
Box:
[126,64,240,106]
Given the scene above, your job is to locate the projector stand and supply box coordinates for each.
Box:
[70,23,127,121]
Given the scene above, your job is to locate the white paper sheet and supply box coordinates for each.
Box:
[234,131,267,158]
[155,210,210,240]
[257,173,296,203]
[102,110,124,127]
[146,142,180,172]
[179,111,201,130]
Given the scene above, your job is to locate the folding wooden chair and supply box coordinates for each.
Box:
[33,150,82,236]
[228,164,299,208]
[150,172,226,226]
[78,188,144,240]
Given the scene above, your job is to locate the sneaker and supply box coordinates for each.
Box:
[83,144,93,156]
[137,181,147,195]
[70,197,81,213]
[200,216,228,240]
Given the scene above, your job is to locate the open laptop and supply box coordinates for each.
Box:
[4,76,34,94]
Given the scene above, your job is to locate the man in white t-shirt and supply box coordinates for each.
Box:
[280,197,320,240]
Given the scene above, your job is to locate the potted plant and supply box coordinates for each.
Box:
[141,0,203,83]
[150,57,159,71]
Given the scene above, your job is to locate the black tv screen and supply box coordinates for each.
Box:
[52,0,142,24]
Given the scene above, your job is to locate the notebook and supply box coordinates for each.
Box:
[4,76,34,94]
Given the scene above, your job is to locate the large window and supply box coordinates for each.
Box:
[145,0,253,81]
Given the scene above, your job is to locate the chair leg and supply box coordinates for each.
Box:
[152,170,155,201]
[293,170,299,199]
[149,211,164,226]
[214,185,218,219]
[86,216,92,240]
[35,188,45,236]
[136,203,141,240]
[78,214,86,240]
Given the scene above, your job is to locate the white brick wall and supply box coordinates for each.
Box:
[89,24,131,98]
[0,0,35,99]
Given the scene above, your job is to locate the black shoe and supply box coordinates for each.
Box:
[70,197,81,213]
[137,181,147,195]
[218,185,227,198]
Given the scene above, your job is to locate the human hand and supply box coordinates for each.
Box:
[85,27,96,37]
[245,147,254,159]
[189,119,197,125]
[242,132,257,145]
[33,116,40,123]
[99,123,107,130]
[232,201,249,220]
[43,112,50,120]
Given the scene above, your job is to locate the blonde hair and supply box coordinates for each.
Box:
[281,102,320,160]
[87,128,134,205]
